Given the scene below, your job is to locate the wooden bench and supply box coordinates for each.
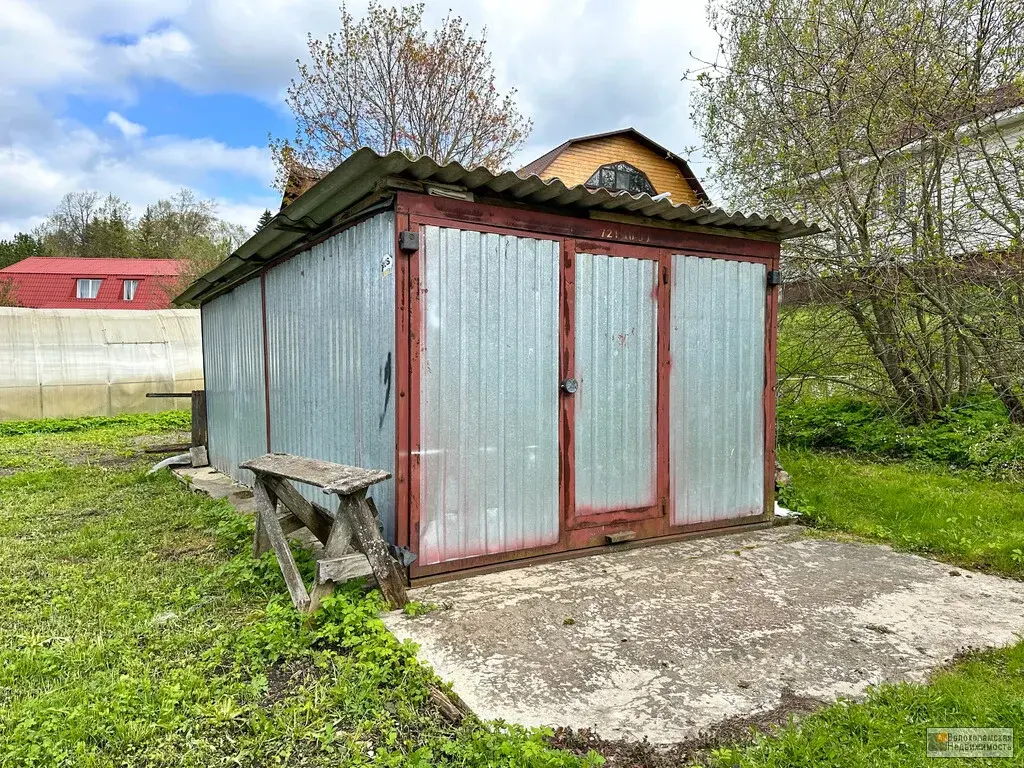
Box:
[239,453,408,612]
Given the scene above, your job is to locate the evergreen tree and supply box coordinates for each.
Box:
[0,233,43,270]
[255,209,273,233]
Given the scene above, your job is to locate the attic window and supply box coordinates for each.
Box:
[585,162,656,196]
[76,279,102,299]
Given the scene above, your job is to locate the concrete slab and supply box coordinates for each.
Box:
[383,527,1024,744]
[173,466,255,513]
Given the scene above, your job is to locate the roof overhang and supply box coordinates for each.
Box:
[176,148,820,305]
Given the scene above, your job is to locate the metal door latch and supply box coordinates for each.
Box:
[560,378,578,394]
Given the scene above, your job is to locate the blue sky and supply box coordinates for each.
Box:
[0,0,716,238]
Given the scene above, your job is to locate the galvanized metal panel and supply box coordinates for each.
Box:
[574,253,658,513]
[264,212,398,542]
[202,279,266,485]
[670,255,766,525]
[419,226,560,565]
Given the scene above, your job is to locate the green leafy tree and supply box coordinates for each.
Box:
[691,0,1024,422]
[81,195,138,258]
[38,191,102,256]
[30,187,249,303]
[0,233,43,270]
[136,189,219,260]
[255,209,273,233]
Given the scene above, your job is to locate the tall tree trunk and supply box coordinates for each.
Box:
[848,301,930,421]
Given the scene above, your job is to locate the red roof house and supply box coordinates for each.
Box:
[0,257,183,309]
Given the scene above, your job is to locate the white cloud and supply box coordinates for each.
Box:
[118,27,196,80]
[9,1,717,159]
[140,137,273,181]
[0,119,278,238]
[0,0,98,91]
[0,0,721,238]
[105,111,146,139]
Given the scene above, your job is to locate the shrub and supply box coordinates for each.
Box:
[778,397,1024,476]
[0,411,190,437]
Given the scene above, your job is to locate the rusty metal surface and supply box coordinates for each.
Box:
[263,212,398,541]
[418,226,560,565]
[178,148,819,305]
[201,279,266,485]
[669,255,766,524]
[573,252,658,513]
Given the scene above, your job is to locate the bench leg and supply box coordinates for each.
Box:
[344,490,408,610]
[307,513,359,613]
[254,478,311,612]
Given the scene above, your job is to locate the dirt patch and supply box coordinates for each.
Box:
[549,688,827,767]
[60,446,138,469]
[133,432,191,452]
[157,536,217,562]
[97,454,144,470]
[262,658,321,707]
[0,467,21,477]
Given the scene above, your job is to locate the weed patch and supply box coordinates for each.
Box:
[0,418,601,768]
[778,397,1024,477]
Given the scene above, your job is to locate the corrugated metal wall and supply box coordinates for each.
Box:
[264,212,398,541]
[574,253,658,513]
[202,280,266,485]
[670,255,766,524]
[419,226,560,565]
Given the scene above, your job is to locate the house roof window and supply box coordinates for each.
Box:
[585,162,657,196]
[76,278,102,299]
[123,279,139,301]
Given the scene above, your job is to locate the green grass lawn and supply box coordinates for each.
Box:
[0,414,597,768]
[0,414,1022,767]
[778,447,1024,577]
[708,643,1024,767]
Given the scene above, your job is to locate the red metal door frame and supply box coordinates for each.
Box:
[393,191,781,581]
[563,239,667,532]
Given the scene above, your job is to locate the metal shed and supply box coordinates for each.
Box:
[179,148,817,583]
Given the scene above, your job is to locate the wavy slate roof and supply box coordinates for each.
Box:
[177,148,820,304]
